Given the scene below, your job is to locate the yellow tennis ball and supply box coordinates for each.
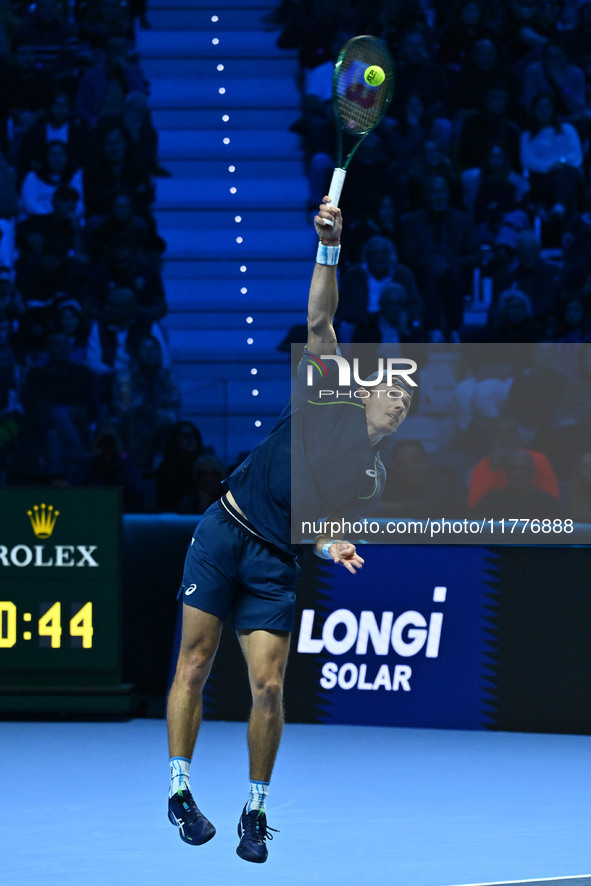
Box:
[364,65,385,87]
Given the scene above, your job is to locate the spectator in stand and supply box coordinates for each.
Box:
[388,28,450,125]
[562,2,591,74]
[108,333,180,472]
[341,194,400,270]
[85,286,169,383]
[472,144,529,241]
[492,230,561,325]
[0,268,24,383]
[84,191,165,264]
[451,38,508,115]
[17,90,88,186]
[504,341,570,445]
[50,296,90,364]
[503,0,563,64]
[522,41,586,120]
[520,92,583,226]
[549,294,591,342]
[156,420,204,512]
[12,0,78,72]
[20,330,98,478]
[97,90,169,178]
[337,236,423,343]
[83,124,154,219]
[560,190,591,292]
[0,152,19,268]
[540,342,591,472]
[403,138,462,214]
[568,450,591,522]
[375,281,422,343]
[14,187,92,335]
[487,287,546,342]
[77,0,135,51]
[0,43,54,156]
[437,0,498,72]
[20,141,84,218]
[88,236,167,324]
[467,416,559,510]
[68,422,147,511]
[474,448,564,518]
[338,131,393,230]
[178,454,228,515]
[385,94,428,200]
[378,439,461,518]
[74,34,148,127]
[399,174,479,341]
[17,184,87,263]
[457,82,521,172]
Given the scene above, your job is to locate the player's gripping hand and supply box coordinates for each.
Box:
[327,541,365,574]
[314,196,342,242]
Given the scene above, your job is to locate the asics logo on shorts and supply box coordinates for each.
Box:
[184,584,197,595]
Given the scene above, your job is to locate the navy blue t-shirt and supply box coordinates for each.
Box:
[224,350,385,554]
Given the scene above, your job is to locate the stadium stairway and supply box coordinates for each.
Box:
[136,0,313,463]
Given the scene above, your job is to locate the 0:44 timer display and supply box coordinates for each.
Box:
[0,601,93,649]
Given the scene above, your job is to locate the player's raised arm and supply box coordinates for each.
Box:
[307,197,343,356]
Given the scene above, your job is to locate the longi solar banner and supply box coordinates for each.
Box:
[204,544,591,734]
[290,343,591,545]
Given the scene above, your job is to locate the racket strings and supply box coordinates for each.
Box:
[334,38,394,135]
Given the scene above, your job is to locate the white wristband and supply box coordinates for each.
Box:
[322,542,336,560]
[316,243,341,266]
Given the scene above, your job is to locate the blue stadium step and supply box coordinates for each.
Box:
[163,256,308,278]
[152,107,301,130]
[146,7,276,30]
[148,77,300,110]
[163,276,309,311]
[156,207,307,232]
[166,308,303,330]
[156,207,306,232]
[158,227,314,258]
[155,176,309,208]
[161,157,303,179]
[137,29,289,57]
[142,55,296,79]
[157,112,300,135]
[167,327,289,361]
[176,377,290,416]
[156,127,301,158]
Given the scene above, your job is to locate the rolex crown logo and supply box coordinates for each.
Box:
[27,503,60,539]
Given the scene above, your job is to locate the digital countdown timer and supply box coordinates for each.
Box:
[0,488,131,715]
[0,601,93,649]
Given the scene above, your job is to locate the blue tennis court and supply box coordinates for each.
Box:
[1,720,589,886]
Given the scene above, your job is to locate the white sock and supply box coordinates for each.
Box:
[246,779,269,813]
[169,756,191,798]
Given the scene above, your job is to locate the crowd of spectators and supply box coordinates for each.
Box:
[0,0,227,510]
[283,0,591,345]
[2,0,591,520]
[277,0,591,518]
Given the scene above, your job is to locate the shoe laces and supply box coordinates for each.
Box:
[177,790,204,824]
[244,809,278,843]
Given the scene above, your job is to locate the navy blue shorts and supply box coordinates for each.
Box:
[178,501,300,633]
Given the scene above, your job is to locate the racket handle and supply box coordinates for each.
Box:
[328,167,346,208]
[321,167,346,227]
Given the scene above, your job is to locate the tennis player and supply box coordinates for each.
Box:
[166,198,413,863]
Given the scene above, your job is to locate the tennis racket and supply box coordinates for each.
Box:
[326,35,395,213]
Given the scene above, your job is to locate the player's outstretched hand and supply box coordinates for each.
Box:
[328,541,364,574]
[314,196,342,243]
